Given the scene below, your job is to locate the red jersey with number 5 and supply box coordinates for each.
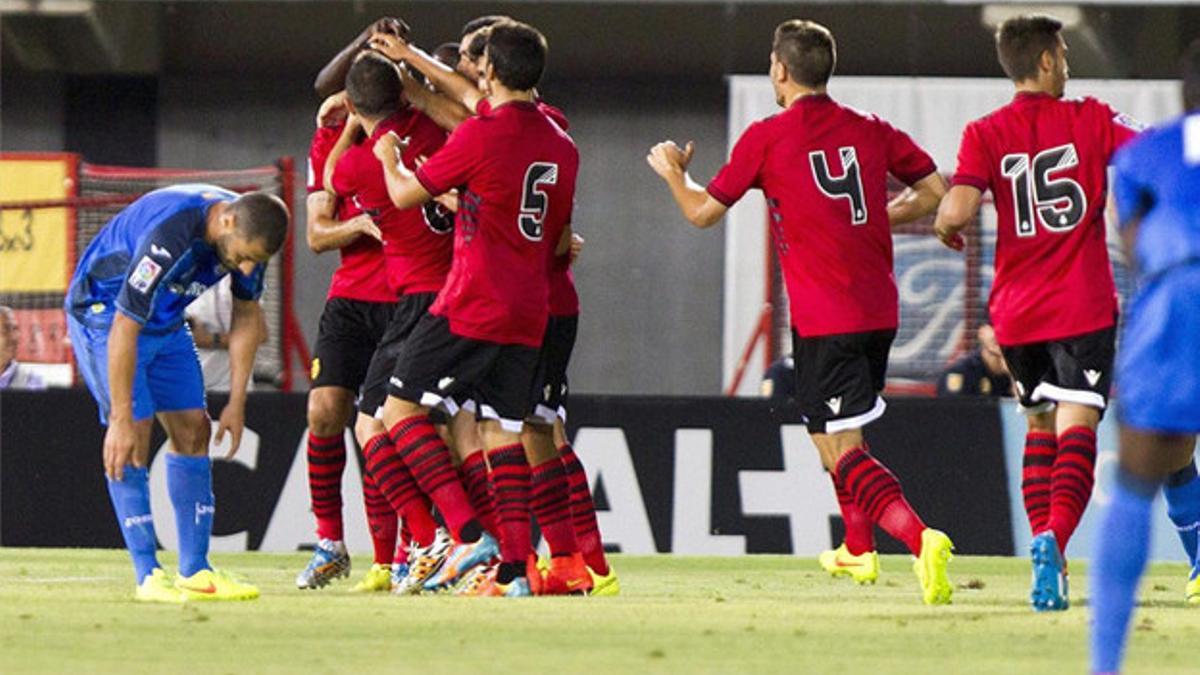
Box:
[707,94,937,337]
[415,101,579,347]
[308,123,394,303]
[952,92,1140,345]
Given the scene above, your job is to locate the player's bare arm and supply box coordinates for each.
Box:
[569,232,585,265]
[215,296,260,458]
[373,131,432,209]
[305,191,382,253]
[104,312,143,481]
[322,115,363,197]
[888,172,949,227]
[395,65,472,131]
[371,33,485,113]
[647,140,728,228]
[315,17,406,99]
[931,184,982,251]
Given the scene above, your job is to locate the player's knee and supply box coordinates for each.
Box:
[1027,411,1056,433]
[353,413,384,447]
[172,415,211,456]
[307,387,351,436]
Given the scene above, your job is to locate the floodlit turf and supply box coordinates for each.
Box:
[1,550,1196,674]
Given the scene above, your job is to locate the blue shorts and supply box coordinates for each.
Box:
[68,318,206,425]
[1117,264,1200,434]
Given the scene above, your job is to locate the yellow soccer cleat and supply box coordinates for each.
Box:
[175,568,260,601]
[588,565,621,597]
[1186,565,1200,604]
[351,563,393,593]
[135,568,187,604]
[913,528,954,606]
[818,544,880,585]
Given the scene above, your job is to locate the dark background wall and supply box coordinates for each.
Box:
[3,1,1198,394]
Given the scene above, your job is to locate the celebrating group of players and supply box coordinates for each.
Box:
[295,15,616,598]
[650,14,1200,673]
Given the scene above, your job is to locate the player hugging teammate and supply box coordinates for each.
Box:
[297,15,616,597]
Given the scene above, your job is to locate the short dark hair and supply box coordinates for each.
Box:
[1183,38,1200,111]
[232,192,289,254]
[772,20,836,88]
[345,52,401,118]
[433,42,460,69]
[467,30,489,62]
[460,15,509,39]
[995,15,1063,82]
[485,21,547,92]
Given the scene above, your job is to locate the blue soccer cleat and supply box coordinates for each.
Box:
[1030,531,1069,611]
[295,539,351,590]
[424,532,499,591]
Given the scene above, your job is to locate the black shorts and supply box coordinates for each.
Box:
[793,329,895,434]
[1001,325,1115,414]
[358,292,437,417]
[311,298,396,391]
[389,313,540,432]
[529,314,578,425]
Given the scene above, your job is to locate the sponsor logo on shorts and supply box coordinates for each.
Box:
[390,376,404,389]
[128,256,162,294]
[825,396,842,415]
[1084,369,1102,387]
[123,514,154,529]
[311,358,321,380]
[438,377,455,391]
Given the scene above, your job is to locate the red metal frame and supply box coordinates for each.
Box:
[275,156,311,392]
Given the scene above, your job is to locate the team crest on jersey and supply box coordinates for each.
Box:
[1112,113,1144,132]
[128,256,162,294]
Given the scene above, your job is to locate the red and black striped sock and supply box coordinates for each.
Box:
[831,472,874,555]
[487,443,533,564]
[394,524,411,565]
[1048,425,1098,553]
[459,450,499,535]
[531,457,579,556]
[387,416,480,543]
[360,469,397,565]
[559,442,608,575]
[306,432,346,541]
[1021,430,1057,534]
[836,446,926,556]
[362,433,438,547]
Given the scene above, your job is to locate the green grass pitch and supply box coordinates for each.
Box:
[1,549,1196,674]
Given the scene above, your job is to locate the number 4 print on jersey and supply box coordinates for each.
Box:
[809,147,867,225]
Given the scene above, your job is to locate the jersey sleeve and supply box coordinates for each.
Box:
[1092,99,1144,160]
[307,125,342,193]
[114,212,197,325]
[950,122,991,193]
[229,263,267,301]
[414,118,482,196]
[707,122,767,207]
[1111,140,1155,229]
[884,122,938,186]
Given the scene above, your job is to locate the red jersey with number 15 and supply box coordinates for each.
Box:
[708,94,937,337]
[308,123,393,303]
[415,101,579,347]
[952,92,1139,345]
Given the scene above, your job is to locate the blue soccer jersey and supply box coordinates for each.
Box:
[66,184,266,335]
[1112,113,1200,433]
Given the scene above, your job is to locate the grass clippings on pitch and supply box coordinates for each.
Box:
[0,550,1195,674]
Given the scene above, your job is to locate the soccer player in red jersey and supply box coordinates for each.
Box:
[371,24,615,595]
[371,20,580,597]
[648,20,954,605]
[321,52,473,594]
[297,91,404,593]
[933,14,1140,612]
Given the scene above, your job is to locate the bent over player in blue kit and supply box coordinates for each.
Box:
[65,184,289,603]
[1090,42,1200,674]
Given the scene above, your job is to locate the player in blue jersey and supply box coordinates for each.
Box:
[1090,41,1200,674]
[65,184,289,603]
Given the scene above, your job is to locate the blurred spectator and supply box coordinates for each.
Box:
[0,306,46,390]
[760,354,796,402]
[937,324,1012,397]
[185,277,266,392]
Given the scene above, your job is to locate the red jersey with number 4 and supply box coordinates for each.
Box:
[415,101,579,347]
[332,109,453,296]
[308,123,393,303]
[952,92,1139,345]
[708,94,937,337]
[478,98,580,317]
